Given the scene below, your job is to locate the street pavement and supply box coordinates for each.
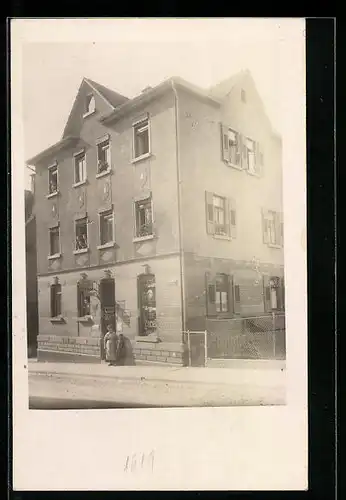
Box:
[28,359,286,408]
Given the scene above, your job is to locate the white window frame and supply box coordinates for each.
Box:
[73,150,87,187]
[48,224,61,259]
[96,136,112,178]
[50,282,62,318]
[133,195,154,241]
[212,194,227,236]
[245,137,257,174]
[97,207,115,249]
[73,216,89,254]
[132,116,151,163]
[47,162,59,198]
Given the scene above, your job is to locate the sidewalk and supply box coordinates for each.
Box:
[29,358,286,388]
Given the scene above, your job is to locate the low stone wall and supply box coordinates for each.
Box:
[132,341,188,366]
[37,334,188,366]
[37,335,101,360]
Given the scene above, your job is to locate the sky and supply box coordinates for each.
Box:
[20,18,305,188]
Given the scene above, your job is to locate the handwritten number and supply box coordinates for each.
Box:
[124,450,155,473]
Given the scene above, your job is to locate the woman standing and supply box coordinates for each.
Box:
[103,324,118,366]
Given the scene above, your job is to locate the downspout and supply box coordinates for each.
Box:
[171,80,187,342]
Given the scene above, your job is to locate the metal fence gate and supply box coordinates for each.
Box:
[184,314,286,366]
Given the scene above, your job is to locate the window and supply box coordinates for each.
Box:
[135,197,153,237]
[50,281,61,317]
[75,217,88,250]
[205,191,237,238]
[263,276,285,311]
[74,153,86,184]
[215,274,229,313]
[221,126,241,167]
[77,282,91,317]
[49,226,60,256]
[97,139,111,173]
[241,89,246,102]
[133,118,150,159]
[262,209,283,247]
[213,195,226,235]
[206,272,233,317]
[85,94,95,115]
[48,164,58,194]
[99,210,114,245]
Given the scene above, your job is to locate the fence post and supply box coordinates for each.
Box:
[204,330,208,367]
[272,312,276,358]
[187,330,191,367]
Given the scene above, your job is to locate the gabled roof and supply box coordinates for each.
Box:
[84,78,128,109]
[61,78,129,140]
[208,70,247,99]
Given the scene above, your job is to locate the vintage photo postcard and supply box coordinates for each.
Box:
[11,18,308,490]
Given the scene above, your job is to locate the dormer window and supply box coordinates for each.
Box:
[84,94,96,117]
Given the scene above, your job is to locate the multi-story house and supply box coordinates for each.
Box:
[27,71,285,365]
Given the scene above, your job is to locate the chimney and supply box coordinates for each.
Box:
[141,86,152,93]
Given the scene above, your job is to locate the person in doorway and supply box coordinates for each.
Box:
[104,323,118,366]
[115,314,126,365]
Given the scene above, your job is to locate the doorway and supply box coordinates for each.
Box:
[99,277,115,359]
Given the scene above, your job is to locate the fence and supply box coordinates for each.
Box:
[184,313,286,366]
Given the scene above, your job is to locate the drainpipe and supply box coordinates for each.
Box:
[171,80,187,342]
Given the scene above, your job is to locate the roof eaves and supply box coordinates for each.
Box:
[26,135,79,166]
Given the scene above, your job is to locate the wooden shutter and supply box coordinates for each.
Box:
[228,275,234,315]
[221,124,229,162]
[262,208,269,244]
[263,275,271,312]
[50,285,54,317]
[205,272,217,316]
[205,191,214,235]
[77,284,81,317]
[229,197,237,239]
[233,281,241,314]
[238,134,243,169]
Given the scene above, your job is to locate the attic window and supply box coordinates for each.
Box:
[84,94,96,116]
[241,89,246,103]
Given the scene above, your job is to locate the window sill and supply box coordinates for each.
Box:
[267,243,283,249]
[135,335,161,343]
[47,253,62,260]
[131,152,152,164]
[83,110,96,119]
[133,234,155,243]
[77,315,93,323]
[73,180,88,188]
[213,234,231,241]
[50,316,66,324]
[46,191,59,199]
[73,248,89,255]
[96,169,112,179]
[97,242,115,250]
